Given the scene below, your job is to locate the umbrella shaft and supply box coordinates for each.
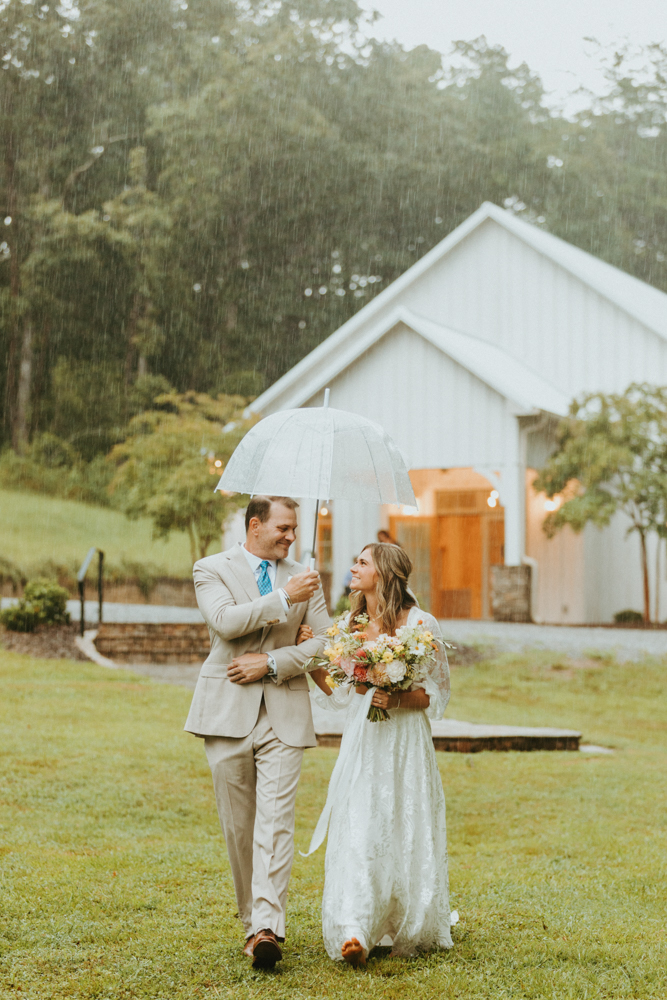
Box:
[310,499,321,570]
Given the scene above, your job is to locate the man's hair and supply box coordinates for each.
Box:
[245,496,299,531]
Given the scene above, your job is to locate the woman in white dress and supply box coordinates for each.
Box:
[300,542,452,966]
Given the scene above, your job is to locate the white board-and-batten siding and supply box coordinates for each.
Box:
[304,324,517,470]
[398,219,667,399]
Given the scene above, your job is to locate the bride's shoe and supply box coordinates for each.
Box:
[341,938,366,967]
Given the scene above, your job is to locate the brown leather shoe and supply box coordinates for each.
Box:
[252,928,282,969]
[243,935,255,958]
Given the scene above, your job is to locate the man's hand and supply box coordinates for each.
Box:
[228,652,269,684]
[284,569,320,604]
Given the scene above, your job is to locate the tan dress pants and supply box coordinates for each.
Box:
[205,699,304,940]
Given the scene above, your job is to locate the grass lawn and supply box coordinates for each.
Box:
[0,488,192,579]
[1,649,667,999]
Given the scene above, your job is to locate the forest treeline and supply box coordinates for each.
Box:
[2,0,667,457]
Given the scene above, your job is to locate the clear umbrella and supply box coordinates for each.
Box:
[217,389,416,563]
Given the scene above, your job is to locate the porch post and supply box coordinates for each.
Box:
[502,416,526,566]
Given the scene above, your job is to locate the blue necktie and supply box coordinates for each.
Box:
[257,560,272,596]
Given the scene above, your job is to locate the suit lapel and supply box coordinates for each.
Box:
[227,545,261,602]
[275,558,293,592]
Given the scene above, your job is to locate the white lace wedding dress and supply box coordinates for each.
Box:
[308,607,452,959]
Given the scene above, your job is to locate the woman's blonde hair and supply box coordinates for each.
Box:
[349,542,416,636]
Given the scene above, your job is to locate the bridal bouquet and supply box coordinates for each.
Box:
[314,613,439,722]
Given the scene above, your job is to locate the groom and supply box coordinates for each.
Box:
[184,496,329,968]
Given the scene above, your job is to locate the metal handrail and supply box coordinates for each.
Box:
[77,547,104,636]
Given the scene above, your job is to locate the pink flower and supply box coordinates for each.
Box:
[353,666,368,682]
[340,657,356,677]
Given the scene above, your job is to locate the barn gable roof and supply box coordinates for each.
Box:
[252,306,571,417]
[250,201,667,417]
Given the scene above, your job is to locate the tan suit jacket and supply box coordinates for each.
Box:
[184,545,330,748]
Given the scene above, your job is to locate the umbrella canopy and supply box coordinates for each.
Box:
[217,406,416,507]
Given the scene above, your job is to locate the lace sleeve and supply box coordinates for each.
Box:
[412,611,451,720]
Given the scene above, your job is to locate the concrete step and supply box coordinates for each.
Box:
[310,700,581,752]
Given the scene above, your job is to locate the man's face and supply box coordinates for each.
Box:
[247,503,297,560]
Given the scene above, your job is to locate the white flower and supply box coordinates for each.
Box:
[386,660,406,684]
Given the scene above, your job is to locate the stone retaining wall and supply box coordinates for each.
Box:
[95,622,209,663]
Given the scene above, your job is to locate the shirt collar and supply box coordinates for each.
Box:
[241,543,276,573]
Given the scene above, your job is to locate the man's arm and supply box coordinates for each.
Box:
[194,561,287,640]
[271,584,331,684]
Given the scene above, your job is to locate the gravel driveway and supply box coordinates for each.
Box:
[440,619,667,663]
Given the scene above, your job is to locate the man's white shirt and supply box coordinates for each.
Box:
[240,544,289,612]
[240,544,292,678]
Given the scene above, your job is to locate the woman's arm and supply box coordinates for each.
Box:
[310,666,333,696]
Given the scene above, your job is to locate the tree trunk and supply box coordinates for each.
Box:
[13,317,33,453]
[656,536,662,625]
[124,291,143,385]
[29,319,50,439]
[3,117,21,442]
[639,529,651,623]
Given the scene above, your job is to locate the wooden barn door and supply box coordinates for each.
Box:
[434,491,504,619]
[389,517,434,612]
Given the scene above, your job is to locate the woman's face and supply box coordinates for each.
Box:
[349,548,378,594]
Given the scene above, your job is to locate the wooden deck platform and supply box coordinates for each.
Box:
[311,701,581,752]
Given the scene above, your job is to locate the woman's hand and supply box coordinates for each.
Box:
[370,689,401,710]
[296,624,314,645]
[363,688,431,710]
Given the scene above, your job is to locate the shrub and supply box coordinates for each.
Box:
[0,578,70,632]
[613,609,644,624]
[0,603,40,633]
[24,579,70,625]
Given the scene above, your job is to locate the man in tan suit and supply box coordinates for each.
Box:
[184,496,329,968]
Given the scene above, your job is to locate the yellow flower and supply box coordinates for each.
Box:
[381,650,394,663]
[422,631,433,641]
[323,647,334,657]
[394,644,405,654]
[325,676,337,689]
[326,626,338,637]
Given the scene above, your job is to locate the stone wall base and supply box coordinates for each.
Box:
[491,565,532,623]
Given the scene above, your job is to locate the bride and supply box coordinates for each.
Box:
[298,542,452,966]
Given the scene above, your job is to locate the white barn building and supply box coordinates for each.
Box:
[248,202,667,624]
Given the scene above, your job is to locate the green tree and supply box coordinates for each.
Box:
[0,0,177,450]
[534,384,667,622]
[108,391,251,562]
